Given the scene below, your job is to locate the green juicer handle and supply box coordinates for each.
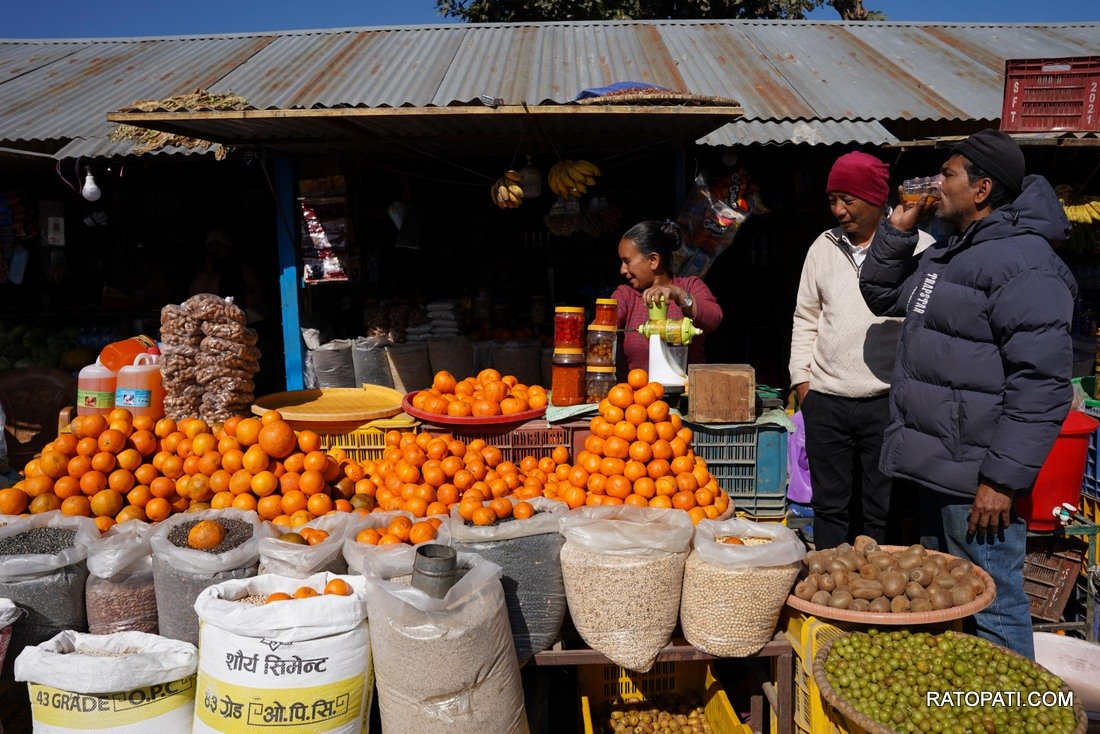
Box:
[647,298,669,321]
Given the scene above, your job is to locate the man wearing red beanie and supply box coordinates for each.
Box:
[790,151,932,549]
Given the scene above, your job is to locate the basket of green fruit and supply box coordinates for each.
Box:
[813,629,1087,734]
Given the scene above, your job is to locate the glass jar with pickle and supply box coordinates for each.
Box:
[554,306,585,349]
[586,324,617,366]
[593,298,618,327]
[586,366,616,403]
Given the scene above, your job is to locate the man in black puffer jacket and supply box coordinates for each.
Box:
[860,130,1074,658]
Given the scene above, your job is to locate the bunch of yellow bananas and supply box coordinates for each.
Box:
[491,170,524,209]
[1063,197,1100,225]
[548,160,601,200]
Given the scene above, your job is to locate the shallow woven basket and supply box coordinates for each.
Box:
[786,546,996,625]
[813,633,1088,734]
[575,91,739,106]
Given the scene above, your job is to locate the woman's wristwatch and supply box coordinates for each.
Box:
[681,294,694,310]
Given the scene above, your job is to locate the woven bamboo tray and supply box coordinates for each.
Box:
[252,387,406,430]
[813,633,1088,734]
[785,546,996,625]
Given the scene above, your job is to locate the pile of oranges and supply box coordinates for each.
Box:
[411,369,548,418]
[265,577,352,602]
[354,515,440,547]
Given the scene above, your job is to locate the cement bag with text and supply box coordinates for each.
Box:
[681,518,805,657]
[559,505,693,672]
[86,521,157,635]
[449,497,566,665]
[192,573,372,734]
[258,513,353,578]
[363,546,528,734]
[14,630,197,734]
[0,512,98,673]
[150,509,276,646]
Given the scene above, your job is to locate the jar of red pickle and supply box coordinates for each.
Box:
[551,363,585,406]
[554,306,585,349]
[593,298,618,327]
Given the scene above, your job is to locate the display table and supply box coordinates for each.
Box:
[532,635,795,734]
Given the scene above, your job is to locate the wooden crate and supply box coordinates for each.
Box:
[687,364,755,423]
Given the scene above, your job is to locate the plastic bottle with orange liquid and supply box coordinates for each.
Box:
[77,360,116,416]
[99,335,157,372]
[114,348,166,419]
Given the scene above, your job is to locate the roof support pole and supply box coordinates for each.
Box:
[274,157,304,390]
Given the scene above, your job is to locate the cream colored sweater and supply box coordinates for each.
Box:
[789,226,934,398]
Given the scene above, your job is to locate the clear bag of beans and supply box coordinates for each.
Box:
[449,497,567,665]
[86,521,158,635]
[0,512,98,673]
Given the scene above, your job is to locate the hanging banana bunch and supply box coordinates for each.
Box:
[548,160,601,200]
[490,170,524,210]
[1057,184,1100,225]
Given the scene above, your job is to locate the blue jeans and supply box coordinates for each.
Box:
[920,490,1034,659]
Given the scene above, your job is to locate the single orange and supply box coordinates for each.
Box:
[265,592,292,603]
[292,586,320,599]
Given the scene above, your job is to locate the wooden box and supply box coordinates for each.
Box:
[687,364,755,423]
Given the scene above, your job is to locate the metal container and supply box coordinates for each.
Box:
[411,544,458,599]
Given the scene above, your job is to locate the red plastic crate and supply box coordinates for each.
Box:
[417,418,569,463]
[1001,56,1100,132]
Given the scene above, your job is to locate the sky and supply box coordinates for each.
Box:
[1,0,1096,38]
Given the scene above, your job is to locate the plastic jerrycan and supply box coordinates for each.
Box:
[114,348,166,419]
[77,359,117,416]
[99,334,157,372]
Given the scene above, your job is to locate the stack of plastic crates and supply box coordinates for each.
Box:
[417,418,569,464]
[309,417,418,463]
[689,423,788,518]
[771,610,857,734]
[579,660,749,734]
[1072,376,1100,523]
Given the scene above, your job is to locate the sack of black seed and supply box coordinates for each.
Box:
[15,630,198,734]
[449,497,567,665]
[0,512,98,674]
[192,573,371,734]
[86,521,158,635]
[363,546,528,734]
[149,509,276,646]
[559,505,693,673]
[258,512,353,578]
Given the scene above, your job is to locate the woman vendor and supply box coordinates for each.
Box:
[612,220,723,373]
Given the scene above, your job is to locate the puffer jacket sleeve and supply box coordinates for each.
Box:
[979,265,1074,494]
[859,220,923,317]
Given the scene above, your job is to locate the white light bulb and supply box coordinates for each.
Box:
[81,172,101,202]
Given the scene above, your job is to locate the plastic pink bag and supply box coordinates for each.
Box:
[787,411,812,503]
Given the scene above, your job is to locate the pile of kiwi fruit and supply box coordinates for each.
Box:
[793,536,986,614]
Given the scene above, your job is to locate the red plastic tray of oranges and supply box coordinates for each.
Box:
[401,392,545,426]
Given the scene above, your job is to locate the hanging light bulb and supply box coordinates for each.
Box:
[518,155,542,199]
[81,169,101,202]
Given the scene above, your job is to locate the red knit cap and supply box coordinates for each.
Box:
[826,152,890,207]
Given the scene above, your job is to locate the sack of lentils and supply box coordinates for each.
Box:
[258,512,354,578]
[449,497,567,665]
[680,518,805,657]
[363,546,529,734]
[86,521,158,635]
[149,509,276,646]
[559,506,694,673]
[0,512,98,675]
[14,630,198,734]
[193,573,372,734]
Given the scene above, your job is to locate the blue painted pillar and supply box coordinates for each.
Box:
[274,158,303,390]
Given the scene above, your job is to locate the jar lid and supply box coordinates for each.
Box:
[595,298,618,306]
[586,365,616,373]
[553,347,584,355]
[587,324,616,332]
[555,306,585,314]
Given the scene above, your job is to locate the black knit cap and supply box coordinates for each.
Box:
[952,129,1025,193]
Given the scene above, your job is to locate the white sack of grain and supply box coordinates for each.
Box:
[15,630,197,734]
[192,572,371,734]
[680,518,805,657]
[363,545,528,734]
[559,505,693,673]
[258,513,353,578]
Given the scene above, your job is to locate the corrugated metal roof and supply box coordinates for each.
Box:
[700,118,898,146]
[1,19,1097,157]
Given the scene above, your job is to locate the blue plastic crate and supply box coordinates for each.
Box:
[690,423,788,516]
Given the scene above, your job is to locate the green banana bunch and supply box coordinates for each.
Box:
[490,174,523,209]
[548,160,601,200]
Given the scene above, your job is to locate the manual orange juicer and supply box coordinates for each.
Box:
[637,297,702,388]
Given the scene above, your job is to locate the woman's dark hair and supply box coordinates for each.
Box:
[622,220,683,273]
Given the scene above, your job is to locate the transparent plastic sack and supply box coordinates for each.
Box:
[559,506,693,672]
[449,497,567,665]
[149,509,275,646]
[86,521,157,635]
[342,510,451,576]
[680,518,806,657]
[362,546,528,734]
[258,512,353,578]
[192,573,372,734]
